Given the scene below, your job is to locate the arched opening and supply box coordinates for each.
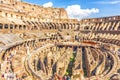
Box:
[23,21,26,24]
[68,24,70,29]
[108,26,112,30]
[52,23,55,29]
[37,59,43,71]
[84,26,89,30]
[35,22,39,25]
[67,24,69,29]
[23,25,26,30]
[118,26,120,30]
[50,23,53,29]
[64,24,66,29]
[104,25,108,30]
[54,24,57,29]
[27,21,31,25]
[42,23,46,29]
[4,24,8,29]
[60,24,63,29]
[50,27,52,29]
[10,24,13,29]
[31,21,35,25]
[19,25,22,29]
[15,25,18,29]
[34,26,37,30]
[43,23,46,29]
[70,24,73,29]
[51,59,53,66]
[1,1,3,3]
[0,23,3,29]
[93,26,96,30]
[109,22,114,30]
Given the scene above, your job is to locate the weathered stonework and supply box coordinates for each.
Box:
[0,0,120,80]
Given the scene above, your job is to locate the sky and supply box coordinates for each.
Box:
[23,0,120,20]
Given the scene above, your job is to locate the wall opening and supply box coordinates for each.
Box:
[0,23,3,29]
[4,24,8,29]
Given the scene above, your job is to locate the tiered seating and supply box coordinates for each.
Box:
[0,0,120,80]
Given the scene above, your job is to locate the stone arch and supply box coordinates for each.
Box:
[27,21,31,25]
[33,22,39,30]
[117,22,120,30]
[49,23,52,29]
[76,23,80,30]
[44,23,47,29]
[63,23,66,29]
[84,26,89,30]
[55,23,57,29]
[112,21,117,30]
[118,26,120,30]
[10,24,14,29]
[34,25,37,30]
[52,23,55,29]
[92,25,95,30]
[48,23,51,29]
[23,25,26,30]
[44,22,48,29]
[0,23,3,29]
[99,23,105,30]
[38,22,43,30]
[52,23,56,29]
[98,22,104,30]
[31,22,36,30]
[50,22,54,29]
[105,22,111,30]
[59,23,63,29]
[35,22,40,30]
[103,23,108,30]
[89,23,94,30]
[69,23,71,29]
[42,22,46,29]
[14,25,18,29]
[73,23,76,29]
[31,21,35,25]
[64,23,68,29]
[35,22,39,26]
[67,23,70,29]
[53,23,56,29]
[57,23,61,30]
[71,23,74,29]
[93,26,96,30]
[108,21,114,30]
[4,24,9,29]
[23,21,26,25]
[110,74,120,80]
[19,25,22,29]
[47,23,50,29]
[78,23,80,30]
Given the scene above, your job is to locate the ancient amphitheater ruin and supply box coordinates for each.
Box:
[0,0,120,80]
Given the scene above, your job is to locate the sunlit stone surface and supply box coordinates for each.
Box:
[0,0,120,80]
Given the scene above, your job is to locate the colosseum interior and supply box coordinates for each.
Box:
[0,0,120,80]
